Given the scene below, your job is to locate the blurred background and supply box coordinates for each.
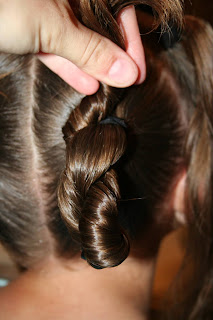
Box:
[0,0,212,318]
[185,0,213,25]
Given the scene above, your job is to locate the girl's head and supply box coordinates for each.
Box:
[1,1,213,318]
[0,1,185,270]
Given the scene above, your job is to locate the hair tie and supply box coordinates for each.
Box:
[100,116,127,128]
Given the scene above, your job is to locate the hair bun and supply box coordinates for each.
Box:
[58,123,129,268]
[79,172,130,268]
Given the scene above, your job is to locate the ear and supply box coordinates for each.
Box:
[173,173,186,226]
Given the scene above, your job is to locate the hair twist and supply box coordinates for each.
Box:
[79,169,130,268]
[58,120,129,267]
[58,0,183,268]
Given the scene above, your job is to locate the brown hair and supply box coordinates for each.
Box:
[0,1,183,268]
[165,16,213,320]
[57,0,183,269]
[2,0,213,318]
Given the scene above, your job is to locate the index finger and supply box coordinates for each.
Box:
[117,6,146,84]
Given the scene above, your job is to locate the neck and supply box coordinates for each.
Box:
[0,252,157,320]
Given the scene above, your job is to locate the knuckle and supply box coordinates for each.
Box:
[39,19,67,54]
[79,34,105,69]
[38,1,71,54]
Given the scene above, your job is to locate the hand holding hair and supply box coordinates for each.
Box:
[0,0,145,94]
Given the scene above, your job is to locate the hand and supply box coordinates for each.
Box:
[0,0,145,94]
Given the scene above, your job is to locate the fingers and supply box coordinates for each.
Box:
[39,3,139,89]
[0,0,145,93]
[56,27,139,88]
[37,54,100,95]
[38,2,145,93]
[117,6,146,84]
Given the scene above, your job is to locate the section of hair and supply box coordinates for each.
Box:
[58,121,130,268]
[0,54,82,268]
[0,55,52,267]
[58,0,184,268]
[164,17,213,320]
[0,0,184,269]
[78,0,183,36]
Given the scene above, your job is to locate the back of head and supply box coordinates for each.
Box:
[1,1,213,319]
[0,0,184,269]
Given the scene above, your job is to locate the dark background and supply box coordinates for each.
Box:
[185,0,213,25]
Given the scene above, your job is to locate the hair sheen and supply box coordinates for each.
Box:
[1,0,213,319]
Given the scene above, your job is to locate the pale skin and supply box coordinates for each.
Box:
[0,253,156,320]
[0,0,146,94]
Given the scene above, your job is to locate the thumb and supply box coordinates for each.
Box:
[39,4,139,88]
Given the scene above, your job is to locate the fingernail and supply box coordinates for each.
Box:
[108,59,138,86]
[134,67,146,85]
